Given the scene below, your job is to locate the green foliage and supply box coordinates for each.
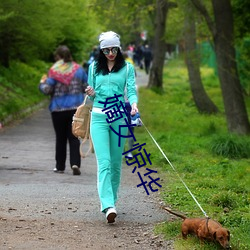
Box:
[0,60,49,122]
[92,0,156,46]
[135,58,250,249]
[210,191,238,210]
[0,0,100,66]
[165,0,213,45]
[232,0,250,39]
[154,221,181,240]
[236,37,250,95]
[165,2,184,44]
[210,134,250,159]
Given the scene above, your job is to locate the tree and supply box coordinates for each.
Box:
[184,1,218,114]
[232,0,250,40]
[0,0,98,66]
[191,0,250,134]
[91,0,155,48]
[232,0,250,96]
[148,0,177,89]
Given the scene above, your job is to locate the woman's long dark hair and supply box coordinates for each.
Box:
[95,48,126,75]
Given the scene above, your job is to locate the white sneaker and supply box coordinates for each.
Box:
[53,168,64,173]
[105,207,117,223]
[72,165,81,175]
[126,152,133,159]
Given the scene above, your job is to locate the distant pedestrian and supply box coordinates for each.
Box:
[134,45,144,69]
[85,31,138,223]
[39,45,88,175]
[86,46,99,71]
[143,44,152,74]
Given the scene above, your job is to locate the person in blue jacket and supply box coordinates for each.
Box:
[85,31,138,223]
[39,45,88,176]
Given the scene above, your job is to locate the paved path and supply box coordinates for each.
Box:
[0,71,172,249]
[135,68,149,88]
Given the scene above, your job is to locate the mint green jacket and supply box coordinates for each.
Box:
[87,62,138,109]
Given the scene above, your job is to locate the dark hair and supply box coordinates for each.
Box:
[54,45,73,63]
[95,48,126,75]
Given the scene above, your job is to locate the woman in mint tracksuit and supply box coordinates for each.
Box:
[86,31,138,223]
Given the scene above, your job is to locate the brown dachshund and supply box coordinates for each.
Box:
[162,207,231,249]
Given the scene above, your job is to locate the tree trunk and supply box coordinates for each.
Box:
[191,0,250,134]
[148,0,169,89]
[212,0,250,134]
[184,4,218,114]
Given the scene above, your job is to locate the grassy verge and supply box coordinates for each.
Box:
[1,58,249,249]
[135,59,250,250]
[0,60,50,125]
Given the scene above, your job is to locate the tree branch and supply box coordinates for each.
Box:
[190,0,216,37]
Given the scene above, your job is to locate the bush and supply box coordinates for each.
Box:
[210,191,237,209]
[210,135,250,159]
[0,60,49,123]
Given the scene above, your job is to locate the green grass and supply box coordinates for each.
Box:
[0,60,50,123]
[1,57,249,249]
[135,58,250,250]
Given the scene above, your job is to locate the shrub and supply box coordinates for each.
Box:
[210,135,250,159]
[210,191,237,209]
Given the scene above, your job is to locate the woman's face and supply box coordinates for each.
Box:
[102,47,118,61]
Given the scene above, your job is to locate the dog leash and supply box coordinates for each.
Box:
[139,118,209,218]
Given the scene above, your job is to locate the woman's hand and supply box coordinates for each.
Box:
[131,103,138,116]
[40,74,47,83]
[85,86,95,97]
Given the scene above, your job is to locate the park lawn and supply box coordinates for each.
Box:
[0,60,51,123]
[1,57,249,249]
[135,58,250,250]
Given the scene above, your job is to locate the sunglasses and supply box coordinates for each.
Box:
[102,47,119,55]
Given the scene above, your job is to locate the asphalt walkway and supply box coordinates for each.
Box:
[0,69,171,249]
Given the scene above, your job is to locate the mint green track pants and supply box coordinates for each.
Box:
[90,111,128,212]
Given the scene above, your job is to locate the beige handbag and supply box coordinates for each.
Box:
[72,95,93,158]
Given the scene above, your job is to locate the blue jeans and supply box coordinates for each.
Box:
[90,111,128,212]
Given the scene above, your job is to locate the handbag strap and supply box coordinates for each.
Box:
[83,94,88,105]
[79,100,93,158]
[79,113,94,158]
[79,137,93,158]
